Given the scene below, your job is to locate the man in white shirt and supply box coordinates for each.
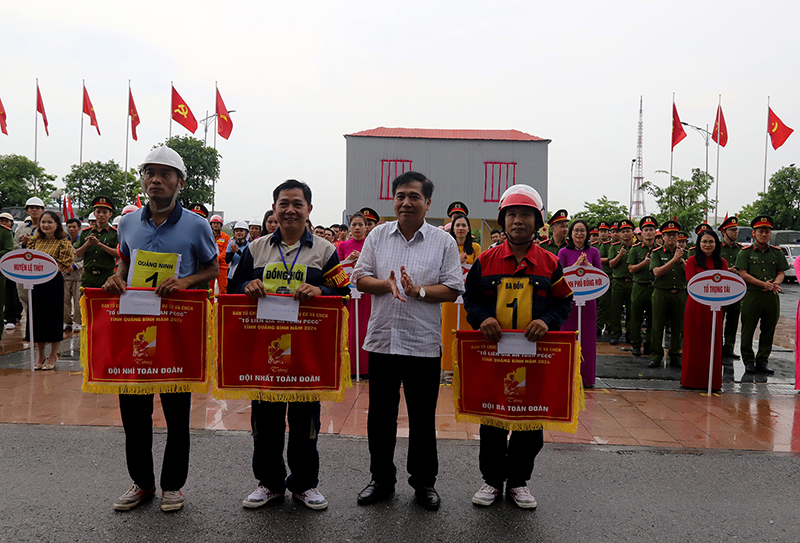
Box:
[352,171,464,511]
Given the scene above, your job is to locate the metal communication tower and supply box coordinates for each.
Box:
[631,96,646,217]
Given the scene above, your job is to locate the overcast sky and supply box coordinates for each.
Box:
[2,1,798,226]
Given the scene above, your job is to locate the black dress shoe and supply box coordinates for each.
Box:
[632,346,642,357]
[755,365,775,375]
[744,362,756,373]
[357,480,395,505]
[415,487,440,511]
[722,351,741,360]
[610,337,619,345]
[648,359,659,369]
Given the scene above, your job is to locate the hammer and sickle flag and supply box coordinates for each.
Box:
[767,107,793,150]
[216,88,233,140]
[171,85,198,134]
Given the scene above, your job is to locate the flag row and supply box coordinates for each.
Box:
[671,100,794,151]
[0,81,234,140]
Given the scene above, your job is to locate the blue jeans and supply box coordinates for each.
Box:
[479,425,543,490]
[251,400,321,493]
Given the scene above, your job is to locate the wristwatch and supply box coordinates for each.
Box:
[418,286,427,299]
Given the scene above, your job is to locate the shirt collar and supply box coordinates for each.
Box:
[498,238,541,265]
[141,202,184,225]
[389,220,428,241]
[270,227,315,248]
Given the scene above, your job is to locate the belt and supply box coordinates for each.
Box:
[635,281,652,285]
[614,278,632,283]
[657,288,685,294]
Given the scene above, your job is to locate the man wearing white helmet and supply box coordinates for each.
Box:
[225,221,250,278]
[88,213,96,227]
[102,145,219,513]
[13,196,46,316]
[463,184,573,509]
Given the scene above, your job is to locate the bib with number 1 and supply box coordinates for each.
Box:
[495,277,533,330]
[127,249,181,288]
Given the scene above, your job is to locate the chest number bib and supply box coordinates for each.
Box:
[128,250,180,288]
[495,277,533,330]
[262,262,307,294]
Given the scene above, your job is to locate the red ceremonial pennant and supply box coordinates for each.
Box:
[454,331,584,433]
[214,294,351,402]
[80,288,210,394]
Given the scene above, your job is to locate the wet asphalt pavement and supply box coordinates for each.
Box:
[1,424,799,543]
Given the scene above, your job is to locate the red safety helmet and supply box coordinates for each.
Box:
[498,185,544,229]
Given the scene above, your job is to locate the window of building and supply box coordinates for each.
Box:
[380,160,413,200]
[484,162,516,202]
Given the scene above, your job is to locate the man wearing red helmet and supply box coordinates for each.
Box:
[463,184,573,509]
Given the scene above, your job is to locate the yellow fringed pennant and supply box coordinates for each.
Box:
[212,295,351,402]
[453,330,585,433]
[80,288,211,395]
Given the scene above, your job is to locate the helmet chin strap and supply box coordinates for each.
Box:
[503,230,535,246]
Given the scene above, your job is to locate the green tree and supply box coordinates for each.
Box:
[572,196,629,227]
[641,168,713,230]
[62,160,139,218]
[157,136,221,208]
[0,154,57,208]
[737,166,800,230]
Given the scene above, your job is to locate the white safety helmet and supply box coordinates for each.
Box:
[88,212,96,221]
[234,221,249,231]
[0,212,14,222]
[209,214,224,224]
[25,196,45,208]
[122,204,139,215]
[138,145,187,179]
[112,215,122,226]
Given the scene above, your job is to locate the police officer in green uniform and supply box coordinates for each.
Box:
[685,223,711,258]
[648,220,686,368]
[76,196,119,287]
[539,209,568,256]
[718,215,743,360]
[589,226,599,247]
[608,219,635,345]
[627,216,658,357]
[735,215,789,374]
[447,201,469,220]
[596,221,613,339]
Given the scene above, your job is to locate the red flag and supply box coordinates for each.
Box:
[135,194,143,208]
[67,195,75,219]
[62,195,75,220]
[671,103,686,149]
[0,96,7,135]
[129,89,140,141]
[711,105,727,147]
[216,88,233,140]
[82,85,101,135]
[36,84,49,136]
[171,86,197,133]
[767,107,793,150]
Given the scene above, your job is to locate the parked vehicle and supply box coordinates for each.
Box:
[779,244,800,282]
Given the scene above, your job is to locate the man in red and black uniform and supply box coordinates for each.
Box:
[463,185,573,510]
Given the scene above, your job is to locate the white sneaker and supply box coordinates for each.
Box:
[507,486,537,509]
[113,484,155,511]
[292,487,328,510]
[5,323,14,330]
[72,324,81,331]
[472,483,500,506]
[160,490,184,512]
[243,485,284,509]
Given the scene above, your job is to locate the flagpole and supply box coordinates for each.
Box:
[763,96,770,193]
[80,80,85,166]
[125,80,131,188]
[213,82,218,212]
[669,93,675,215]
[714,95,721,226]
[34,79,39,193]
[169,81,173,138]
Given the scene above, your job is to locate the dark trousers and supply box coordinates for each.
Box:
[650,289,686,363]
[721,301,741,355]
[630,283,654,350]
[367,352,441,489]
[479,425,544,490]
[118,392,192,491]
[740,291,780,366]
[610,279,633,338]
[5,277,21,324]
[251,400,321,494]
